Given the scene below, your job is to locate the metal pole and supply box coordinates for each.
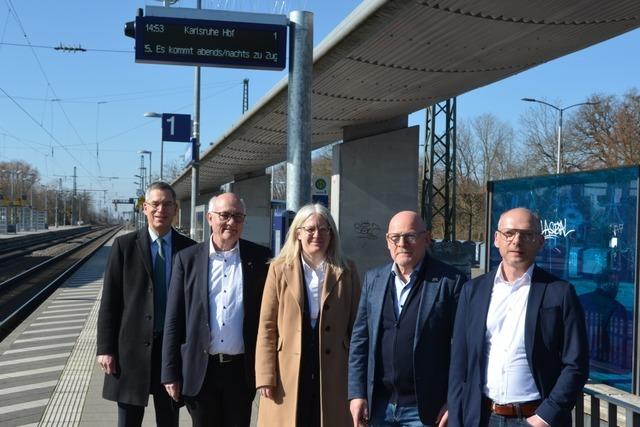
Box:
[190,0,202,240]
[556,109,563,174]
[160,138,164,181]
[55,178,61,227]
[149,151,152,184]
[286,10,313,211]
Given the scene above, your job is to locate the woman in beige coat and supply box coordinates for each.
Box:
[255,203,361,427]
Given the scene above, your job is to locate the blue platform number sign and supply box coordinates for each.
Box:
[161,113,191,142]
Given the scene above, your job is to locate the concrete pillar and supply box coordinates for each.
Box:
[231,174,271,248]
[332,117,419,274]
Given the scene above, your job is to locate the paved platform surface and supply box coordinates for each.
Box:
[0,230,259,426]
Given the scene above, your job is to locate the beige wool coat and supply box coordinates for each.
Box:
[255,257,361,427]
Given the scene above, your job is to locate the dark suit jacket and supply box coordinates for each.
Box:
[161,238,271,397]
[348,255,466,424]
[448,266,589,427]
[96,228,196,406]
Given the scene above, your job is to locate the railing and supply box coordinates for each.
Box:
[577,384,640,426]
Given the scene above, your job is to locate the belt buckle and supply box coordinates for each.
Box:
[217,354,231,363]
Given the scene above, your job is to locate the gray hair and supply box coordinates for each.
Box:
[145,181,176,201]
[207,193,247,213]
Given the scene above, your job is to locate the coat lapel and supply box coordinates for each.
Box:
[135,228,153,278]
[414,261,442,349]
[320,264,342,307]
[472,271,496,364]
[239,240,256,314]
[284,259,304,313]
[369,266,390,353]
[198,242,210,313]
[525,266,546,368]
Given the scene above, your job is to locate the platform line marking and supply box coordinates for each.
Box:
[31,319,85,327]
[4,342,75,354]
[0,380,58,396]
[0,399,49,415]
[0,352,70,366]
[33,313,86,320]
[23,325,84,334]
[0,365,65,380]
[14,333,79,343]
[42,308,91,315]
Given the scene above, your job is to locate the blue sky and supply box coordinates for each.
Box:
[1,0,638,213]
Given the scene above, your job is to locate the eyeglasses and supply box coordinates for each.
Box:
[211,211,246,222]
[298,226,331,235]
[145,201,175,210]
[386,231,426,245]
[496,229,540,243]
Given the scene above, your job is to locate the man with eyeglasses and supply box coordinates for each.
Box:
[349,211,466,427]
[448,207,589,427]
[97,181,196,427]
[162,192,271,427]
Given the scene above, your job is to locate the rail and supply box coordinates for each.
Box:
[577,383,640,426]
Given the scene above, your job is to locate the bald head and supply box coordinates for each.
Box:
[207,192,246,251]
[388,211,426,233]
[495,207,544,281]
[386,211,431,276]
[498,207,541,233]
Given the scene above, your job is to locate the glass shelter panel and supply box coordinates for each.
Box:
[488,166,638,392]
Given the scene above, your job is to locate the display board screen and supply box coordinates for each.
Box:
[134,15,287,70]
[488,166,639,391]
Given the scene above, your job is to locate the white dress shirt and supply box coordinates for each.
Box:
[301,257,325,328]
[484,263,541,404]
[390,261,422,316]
[208,239,245,355]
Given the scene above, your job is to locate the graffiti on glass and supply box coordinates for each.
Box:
[541,218,575,240]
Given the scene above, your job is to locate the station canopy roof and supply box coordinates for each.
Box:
[172,0,640,199]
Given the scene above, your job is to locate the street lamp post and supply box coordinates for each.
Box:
[521,98,600,174]
[144,112,163,180]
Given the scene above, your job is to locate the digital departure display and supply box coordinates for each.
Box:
[134,15,287,70]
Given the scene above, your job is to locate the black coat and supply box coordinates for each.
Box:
[161,239,271,396]
[96,228,196,406]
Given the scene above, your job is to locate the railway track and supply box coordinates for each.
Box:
[0,225,121,341]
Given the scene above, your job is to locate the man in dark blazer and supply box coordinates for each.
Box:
[97,181,196,427]
[348,211,466,427]
[162,192,271,427]
[448,207,589,427]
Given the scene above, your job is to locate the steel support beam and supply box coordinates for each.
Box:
[422,98,457,241]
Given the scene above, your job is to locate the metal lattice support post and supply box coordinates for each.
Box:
[422,98,457,241]
[242,78,249,114]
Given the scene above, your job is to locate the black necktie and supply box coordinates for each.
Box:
[153,237,166,333]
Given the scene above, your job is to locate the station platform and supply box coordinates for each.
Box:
[0,231,258,426]
[0,225,82,240]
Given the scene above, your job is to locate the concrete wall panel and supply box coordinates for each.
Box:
[231,175,271,248]
[333,125,419,274]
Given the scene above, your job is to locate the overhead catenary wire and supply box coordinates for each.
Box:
[3,0,94,180]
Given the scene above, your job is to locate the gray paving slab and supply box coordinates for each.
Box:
[1,229,262,426]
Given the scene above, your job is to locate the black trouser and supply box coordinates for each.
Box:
[297,286,320,427]
[117,334,179,427]
[184,354,253,427]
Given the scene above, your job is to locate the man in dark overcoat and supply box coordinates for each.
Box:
[97,181,195,427]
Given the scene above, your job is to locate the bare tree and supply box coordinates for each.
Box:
[454,114,519,241]
[568,89,640,168]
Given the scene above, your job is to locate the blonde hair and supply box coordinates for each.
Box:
[273,204,345,271]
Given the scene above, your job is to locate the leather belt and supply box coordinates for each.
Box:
[484,397,541,418]
[210,353,243,364]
